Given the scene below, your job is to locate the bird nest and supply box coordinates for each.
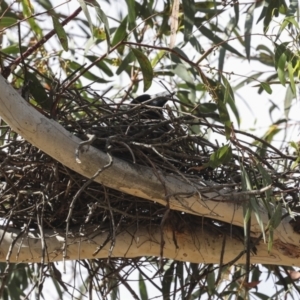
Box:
[0,88,299,237]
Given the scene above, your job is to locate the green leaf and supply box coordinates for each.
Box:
[131,48,153,91]
[257,44,274,56]
[240,165,266,241]
[260,82,272,94]
[284,85,295,119]
[162,262,174,299]
[26,72,52,111]
[197,103,218,113]
[138,273,148,300]
[274,43,290,86]
[68,60,111,83]
[0,17,18,29]
[52,16,69,51]
[287,0,299,16]
[151,50,166,67]
[0,44,27,55]
[244,4,255,61]
[256,125,281,157]
[125,0,136,28]
[268,227,274,252]
[206,78,231,138]
[207,265,215,295]
[112,16,128,46]
[270,204,282,229]
[173,64,194,84]
[86,56,114,77]
[218,99,231,139]
[172,47,190,62]
[37,0,53,9]
[189,36,203,54]
[287,61,296,94]
[208,144,232,169]
[263,0,280,32]
[274,42,292,69]
[93,4,111,50]
[222,75,240,126]
[233,1,239,26]
[176,263,185,298]
[78,0,93,36]
[218,18,237,77]
[257,164,272,213]
[182,0,195,41]
[257,73,278,94]
[21,0,43,37]
[196,22,244,57]
[277,51,287,86]
[116,51,135,75]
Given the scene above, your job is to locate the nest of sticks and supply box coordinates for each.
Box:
[0,88,299,239]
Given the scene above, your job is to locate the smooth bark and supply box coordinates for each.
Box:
[0,225,298,266]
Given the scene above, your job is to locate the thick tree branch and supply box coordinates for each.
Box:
[0,74,298,257]
[0,225,298,266]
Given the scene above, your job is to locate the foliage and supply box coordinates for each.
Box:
[0,0,300,299]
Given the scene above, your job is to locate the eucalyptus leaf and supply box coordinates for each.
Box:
[132,48,153,91]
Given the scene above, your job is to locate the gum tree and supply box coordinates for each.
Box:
[0,0,300,299]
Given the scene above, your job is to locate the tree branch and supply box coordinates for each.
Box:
[0,225,298,266]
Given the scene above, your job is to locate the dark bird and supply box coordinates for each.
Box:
[131,94,169,119]
[131,94,169,107]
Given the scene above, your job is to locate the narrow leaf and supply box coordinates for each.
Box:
[233,1,239,26]
[284,85,295,119]
[244,4,255,61]
[37,0,53,10]
[287,61,296,94]
[68,61,111,83]
[260,82,272,94]
[0,44,27,55]
[162,262,175,298]
[257,164,272,213]
[270,204,282,229]
[207,265,215,295]
[222,75,240,126]
[0,17,18,29]
[277,51,287,86]
[182,0,195,42]
[250,197,265,240]
[52,16,69,51]
[116,51,135,75]
[138,273,148,300]
[21,0,43,37]
[189,36,203,54]
[208,144,232,168]
[287,0,299,17]
[125,0,136,28]
[132,48,153,91]
[197,23,244,57]
[112,17,127,46]
[173,64,194,84]
[217,100,231,138]
[94,5,111,50]
[26,72,52,111]
[78,0,93,36]
[86,56,114,77]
